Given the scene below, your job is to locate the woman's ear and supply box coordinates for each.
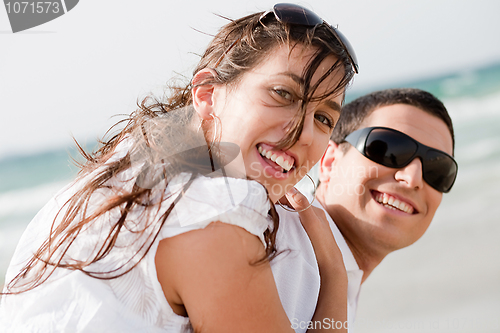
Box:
[192,68,220,120]
[318,140,340,183]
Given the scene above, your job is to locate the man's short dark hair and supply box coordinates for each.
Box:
[332,88,455,154]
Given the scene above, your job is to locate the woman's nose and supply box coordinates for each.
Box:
[297,112,314,146]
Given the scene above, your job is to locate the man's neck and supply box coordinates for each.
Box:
[315,185,388,284]
[343,236,385,284]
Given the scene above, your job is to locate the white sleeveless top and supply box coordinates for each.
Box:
[0,159,272,332]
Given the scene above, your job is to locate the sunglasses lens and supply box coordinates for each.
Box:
[365,129,417,167]
[273,3,323,27]
[423,150,458,192]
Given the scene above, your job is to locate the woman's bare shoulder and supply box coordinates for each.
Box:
[155,221,293,332]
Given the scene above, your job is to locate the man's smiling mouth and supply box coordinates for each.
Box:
[372,190,416,214]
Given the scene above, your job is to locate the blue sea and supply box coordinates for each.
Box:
[1,62,499,332]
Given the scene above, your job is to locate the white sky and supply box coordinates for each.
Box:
[1,0,500,158]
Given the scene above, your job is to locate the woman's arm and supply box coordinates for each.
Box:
[155,221,295,333]
[285,188,348,333]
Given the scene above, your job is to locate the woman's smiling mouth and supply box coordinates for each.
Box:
[257,143,296,175]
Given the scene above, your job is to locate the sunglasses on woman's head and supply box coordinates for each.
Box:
[259,3,359,74]
[215,3,359,73]
[343,127,458,193]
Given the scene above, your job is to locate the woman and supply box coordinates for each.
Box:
[1,3,357,332]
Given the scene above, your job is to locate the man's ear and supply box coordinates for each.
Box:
[192,68,219,120]
[319,140,341,183]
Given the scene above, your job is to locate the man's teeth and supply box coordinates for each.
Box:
[375,192,414,214]
[258,146,293,172]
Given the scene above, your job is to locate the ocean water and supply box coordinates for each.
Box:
[0,149,82,284]
[1,62,499,332]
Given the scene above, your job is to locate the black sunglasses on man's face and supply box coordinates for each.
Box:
[344,127,457,193]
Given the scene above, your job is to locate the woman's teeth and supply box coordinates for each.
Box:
[258,146,293,172]
[374,192,414,214]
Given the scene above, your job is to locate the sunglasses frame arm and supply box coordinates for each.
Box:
[326,27,359,74]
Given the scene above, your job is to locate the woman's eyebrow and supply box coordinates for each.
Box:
[276,72,305,86]
[274,73,341,111]
[324,100,341,112]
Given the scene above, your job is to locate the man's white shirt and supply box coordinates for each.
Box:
[272,198,363,332]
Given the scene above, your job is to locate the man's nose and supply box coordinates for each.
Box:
[394,158,424,190]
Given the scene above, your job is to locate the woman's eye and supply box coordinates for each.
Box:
[315,113,334,128]
[273,88,294,103]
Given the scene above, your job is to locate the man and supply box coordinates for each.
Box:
[271,88,457,332]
